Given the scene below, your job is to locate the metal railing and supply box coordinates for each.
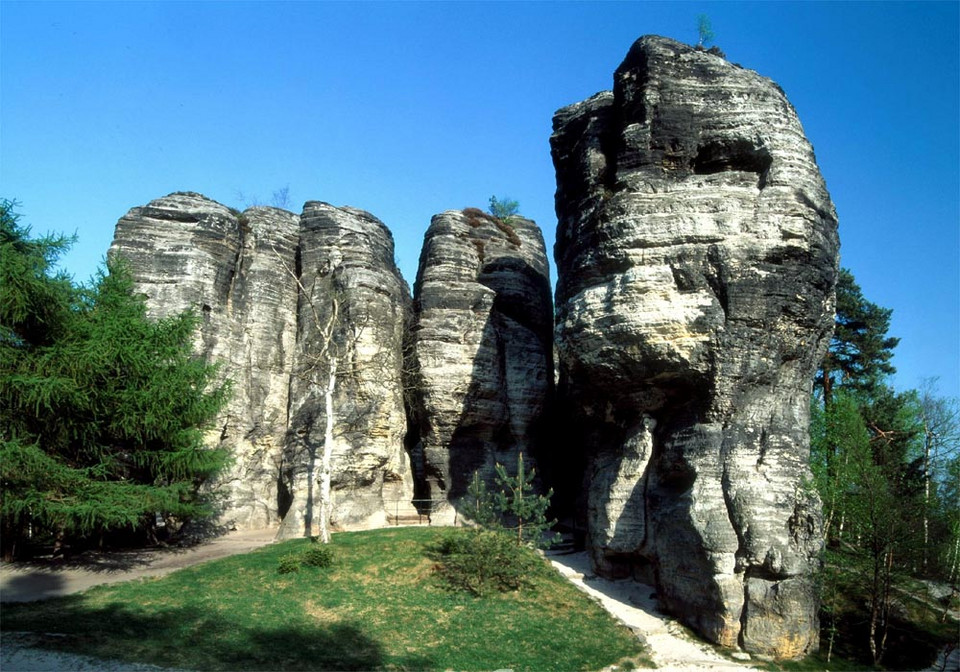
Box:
[389,498,450,526]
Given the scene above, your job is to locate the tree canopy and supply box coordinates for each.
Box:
[0,199,230,559]
[488,195,520,221]
[810,267,957,665]
[818,268,900,403]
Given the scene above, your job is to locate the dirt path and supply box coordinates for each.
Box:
[0,527,278,603]
[2,528,278,671]
[548,551,757,671]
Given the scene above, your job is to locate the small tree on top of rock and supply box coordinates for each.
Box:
[488,195,520,221]
[696,14,715,48]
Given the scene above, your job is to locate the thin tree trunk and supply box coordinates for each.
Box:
[516,454,524,545]
[878,548,893,663]
[319,356,337,544]
[948,534,959,583]
[869,560,880,665]
[922,426,931,572]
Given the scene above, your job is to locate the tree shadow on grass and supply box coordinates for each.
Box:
[2,598,433,671]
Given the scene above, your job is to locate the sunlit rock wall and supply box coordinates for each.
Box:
[551,36,839,658]
[110,193,414,537]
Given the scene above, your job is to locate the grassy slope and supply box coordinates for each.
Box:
[1,527,649,671]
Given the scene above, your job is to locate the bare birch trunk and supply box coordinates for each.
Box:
[923,435,930,571]
[318,357,337,544]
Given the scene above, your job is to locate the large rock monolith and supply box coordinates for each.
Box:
[110,193,414,536]
[551,37,839,658]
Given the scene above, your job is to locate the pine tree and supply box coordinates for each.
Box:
[818,268,899,404]
[488,195,519,221]
[0,199,230,559]
[466,453,559,548]
[696,14,715,48]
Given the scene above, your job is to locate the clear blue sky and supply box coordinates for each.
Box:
[3,1,958,397]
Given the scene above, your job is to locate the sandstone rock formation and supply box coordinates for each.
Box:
[551,37,839,658]
[278,202,413,538]
[109,193,413,537]
[408,209,553,520]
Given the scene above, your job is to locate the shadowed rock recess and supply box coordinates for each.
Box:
[551,36,839,657]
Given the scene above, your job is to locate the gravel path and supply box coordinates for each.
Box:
[548,551,757,671]
[0,528,278,603]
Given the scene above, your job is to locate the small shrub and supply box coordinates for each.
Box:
[276,541,336,574]
[301,542,335,568]
[463,207,489,227]
[429,529,539,597]
[462,206,522,247]
[493,218,522,247]
[488,195,519,220]
[277,553,301,574]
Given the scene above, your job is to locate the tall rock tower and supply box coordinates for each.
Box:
[109,194,414,537]
[408,209,553,520]
[551,37,839,658]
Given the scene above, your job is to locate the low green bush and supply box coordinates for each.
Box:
[429,528,539,597]
[301,542,335,568]
[277,542,335,574]
[277,553,302,574]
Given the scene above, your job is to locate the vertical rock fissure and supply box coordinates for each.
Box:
[720,454,749,649]
[224,212,248,316]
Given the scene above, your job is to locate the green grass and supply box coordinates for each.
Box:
[1,527,650,671]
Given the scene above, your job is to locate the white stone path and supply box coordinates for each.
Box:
[548,551,756,672]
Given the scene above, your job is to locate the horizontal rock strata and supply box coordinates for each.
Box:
[551,36,839,658]
[109,193,413,537]
[409,209,553,520]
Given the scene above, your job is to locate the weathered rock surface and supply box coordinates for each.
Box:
[551,37,839,658]
[409,209,553,519]
[277,202,413,538]
[109,193,413,536]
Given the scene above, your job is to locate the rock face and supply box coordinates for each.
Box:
[277,202,413,538]
[551,37,839,658]
[409,209,553,519]
[109,193,413,536]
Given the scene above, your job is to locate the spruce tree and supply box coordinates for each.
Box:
[0,199,230,558]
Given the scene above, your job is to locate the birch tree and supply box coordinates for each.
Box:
[276,240,406,543]
[276,249,349,544]
[916,378,960,572]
